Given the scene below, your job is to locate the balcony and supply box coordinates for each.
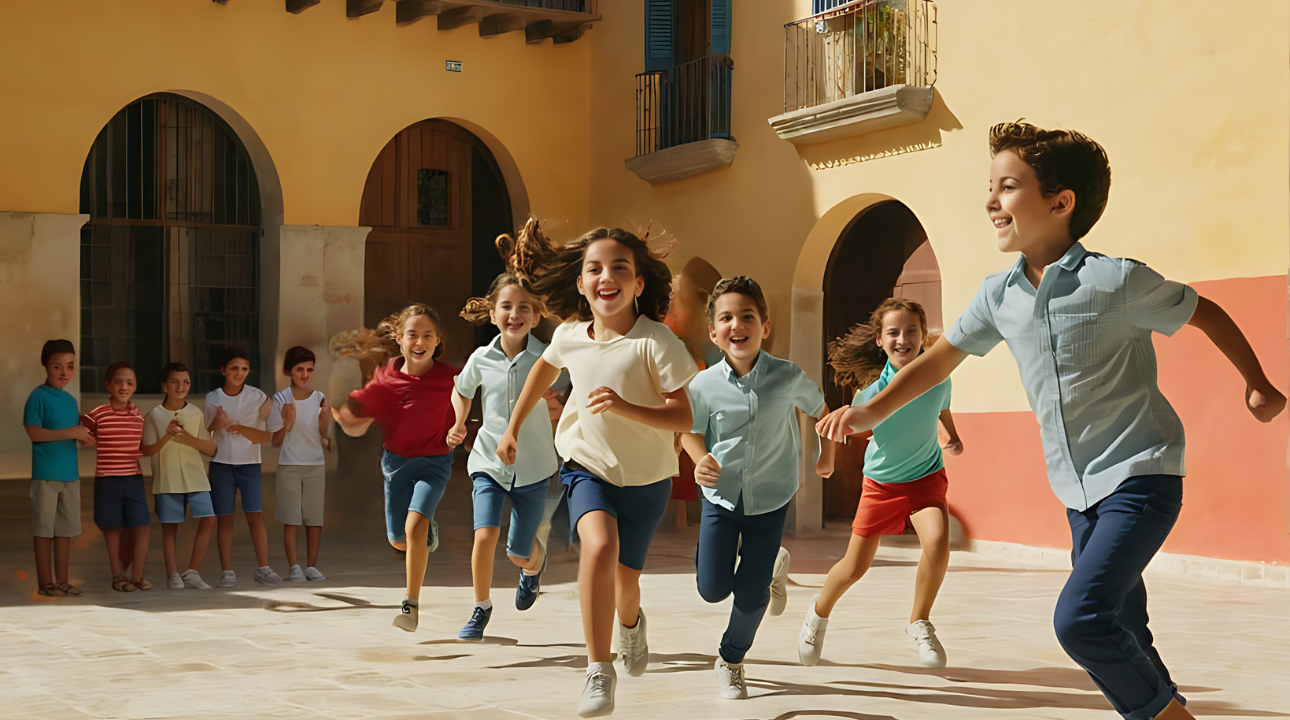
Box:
[626,54,736,185]
[769,0,937,145]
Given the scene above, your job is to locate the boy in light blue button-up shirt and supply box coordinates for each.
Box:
[819,123,1285,720]
[681,276,836,698]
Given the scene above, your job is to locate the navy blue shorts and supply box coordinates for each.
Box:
[93,475,150,529]
[560,463,670,572]
[210,462,263,515]
[471,473,549,559]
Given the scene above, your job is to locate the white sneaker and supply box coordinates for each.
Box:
[254,566,283,587]
[304,566,326,581]
[615,609,648,677]
[578,662,617,718]
[217,571,237,588]
[716,657,748,699]
[167,573,184,590]
[288,565,306,582]
[798,600,829,666]
[181,569,210,590]
[768,546,791,616]
[906,619,947,668]
[393,599,419,632]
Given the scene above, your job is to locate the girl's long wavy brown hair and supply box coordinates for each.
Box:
[378,303,445,360]
[497,218,673,323]
[827,297,937,391]
[460,273,544,326]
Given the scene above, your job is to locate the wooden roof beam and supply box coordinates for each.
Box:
[479,12,527,38]
[346,0,385,18]
[525,19,590,45]
[395,0,442,24]
[286,0,321,13]
[438,5,491,31]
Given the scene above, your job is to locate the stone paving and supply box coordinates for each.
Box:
[0,470,1287,720]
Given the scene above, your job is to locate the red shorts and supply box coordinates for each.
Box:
[851,468,949,537]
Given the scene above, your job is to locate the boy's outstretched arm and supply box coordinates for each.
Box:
[1187,295,1286,422]
[938,409,963,456]
[818,339,969,442]
[679,432,721,487]
[807,404,838,477]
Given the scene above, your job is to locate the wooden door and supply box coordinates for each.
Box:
[360,120,476,370]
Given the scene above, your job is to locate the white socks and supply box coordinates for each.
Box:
[476,599,493,611]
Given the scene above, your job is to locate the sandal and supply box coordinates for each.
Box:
[55,582,84,597]
[112,575,137,593]
[131,577,155,591]
[37,583,66,597]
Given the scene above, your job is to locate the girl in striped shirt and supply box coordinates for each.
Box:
[84,362,168,592]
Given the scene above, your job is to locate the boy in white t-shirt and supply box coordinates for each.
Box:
[270,346,332,582]
[205,345,284,588]
[145,362,219,590]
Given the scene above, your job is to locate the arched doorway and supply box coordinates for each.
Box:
[78,94,266,394]
[821,200,941,521]
[358,119,513,369]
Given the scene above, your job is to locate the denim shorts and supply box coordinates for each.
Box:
[93,475,151,529]
[381,451,452,544]
[560,463,670,571]
[154,491,216,524]
[471,473,550,559]
[209,462,263,515]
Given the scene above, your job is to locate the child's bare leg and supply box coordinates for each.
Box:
[576,511,619,663]
[283,524,299,568]
[103,528,124,578]
[245,512,269,567]
[909,507,950,623]
[305,526,322,569]
[389,540,408,552]
[190,516,216,571]
[162,524,179,577]
[404,512,431,601]
[508,539,544,572]
[814,533,884,617]
[130,525,150,582]
[118,530,135,578]
[615,564,643,628]
[34,537,53,587]
[217,514,235,571]
[53,537,70,585]
[472,527,501,602]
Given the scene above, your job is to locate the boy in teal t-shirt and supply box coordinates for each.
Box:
[23,339,95,597]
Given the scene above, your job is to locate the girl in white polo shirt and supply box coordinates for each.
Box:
[496,220,698,718]
[271,346,332,583]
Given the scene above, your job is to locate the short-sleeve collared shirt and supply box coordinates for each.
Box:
[945,243,1198,511]
[860,361,951,484]
[144,403,211,494]
[687,351,826,514]
[456,334,569,488]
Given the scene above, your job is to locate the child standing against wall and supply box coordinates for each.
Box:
[271,346,332,582]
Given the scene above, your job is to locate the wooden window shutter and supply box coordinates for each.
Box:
[645,0,674,72]
[711,0,731,55]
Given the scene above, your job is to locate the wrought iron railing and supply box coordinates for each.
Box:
[635,54,734,158]
[784,0,936,114]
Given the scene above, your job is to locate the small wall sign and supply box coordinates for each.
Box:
[446,61,463,73]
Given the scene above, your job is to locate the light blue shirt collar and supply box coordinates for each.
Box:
[1006,242,1088,288]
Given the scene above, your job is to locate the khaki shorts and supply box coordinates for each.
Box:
[31,479,82,538]
[276,465,325,526]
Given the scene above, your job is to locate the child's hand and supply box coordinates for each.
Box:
[815,406,854,443]
[586,387,622,415]
[1247,381,1287,423]
[281,402,297,430]
[694,453,722,487]
[814,456,835,478]
[165,418,185,436]
[210,407,232,432]
[496,431,518,466]
[942,439,963,456]
[69,425,95,445]
[319,399,332,427]
[446,423,467,449]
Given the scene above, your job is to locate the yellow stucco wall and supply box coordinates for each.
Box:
[587,0,1290,413]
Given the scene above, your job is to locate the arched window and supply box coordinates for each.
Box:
[79,94,262,393]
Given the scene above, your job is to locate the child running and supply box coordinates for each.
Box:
[449,273,569,640]
[205,345,284,588]
[84,363,156,592]
[332,304,458,632]
[681,276,837,699]
[145,362,219,590]
[799,298,963,669]
[496,220,699,718]
[817,122,1286,720]
[271,346,332,583]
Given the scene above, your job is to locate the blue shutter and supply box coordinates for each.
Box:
[711,0,731,55]
[645,0,673,72]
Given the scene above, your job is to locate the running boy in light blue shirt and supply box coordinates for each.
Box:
[681,276,837,700]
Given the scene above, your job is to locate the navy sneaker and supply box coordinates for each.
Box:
[458,605,492,642]
[515,542,547,611]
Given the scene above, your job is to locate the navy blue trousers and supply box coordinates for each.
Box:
[695,496,789,664]
[1054,475,1182,720]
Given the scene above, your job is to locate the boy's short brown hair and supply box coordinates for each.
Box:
[989,122,1111,241]
[706,276,769,325]
[160,362,188,383]
[282,346,317,374]
[40,339,75,366]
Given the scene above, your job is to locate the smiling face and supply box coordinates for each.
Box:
[878,309,925,370]
[398,314,441,373]
[163,370,191,402]
[987,149,1074,255]
[44,352,75,390]
[221,358,251,390]
[106,368,138,405]
[709,292,770,366]
[576,239,644,321]
[490,283,539,341]
[290,361,315,389]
